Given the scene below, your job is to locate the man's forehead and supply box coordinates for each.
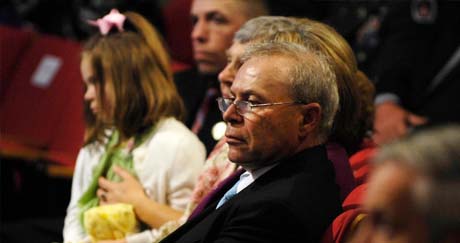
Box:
[191,0,243,15]
[227,42,246,57]
[232,57,287,94]
[366,163,415,206]
[238,55,291,79]
[233,61,259,87]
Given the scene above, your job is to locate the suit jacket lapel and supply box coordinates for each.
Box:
[188,168,244,220]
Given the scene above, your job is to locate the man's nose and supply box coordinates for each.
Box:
[191,19,209,43]
[84,86,95,101]
[222,102,243,124]
[218,64,235,84]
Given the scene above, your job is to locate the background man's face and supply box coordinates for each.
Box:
[190,0,250,75]
[223,56,303,169]
[360,163,429,243]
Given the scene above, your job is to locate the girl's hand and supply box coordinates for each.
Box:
[98,166,147,206]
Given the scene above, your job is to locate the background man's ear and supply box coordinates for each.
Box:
[299,103,321,138]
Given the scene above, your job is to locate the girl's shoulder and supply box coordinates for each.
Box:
[152,117,200,142]
[138,117,205,153]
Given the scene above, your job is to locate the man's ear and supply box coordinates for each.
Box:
[298,103,321,138]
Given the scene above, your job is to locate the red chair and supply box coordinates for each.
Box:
[322,184,367,243]
[349,142,377,185]
[0,33,84,167]
[0,25,35,101]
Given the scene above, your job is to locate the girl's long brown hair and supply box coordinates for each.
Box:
[83,11,184,145]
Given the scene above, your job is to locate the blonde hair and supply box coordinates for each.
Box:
[234,16,296,43]
[294,18,367,154]
[83,11,184,144]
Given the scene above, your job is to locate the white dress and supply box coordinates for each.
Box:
[63,117,206,243]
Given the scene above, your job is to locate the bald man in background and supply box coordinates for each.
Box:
[174,0,269,154]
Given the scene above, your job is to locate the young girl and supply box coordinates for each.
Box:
[63,9,205,243]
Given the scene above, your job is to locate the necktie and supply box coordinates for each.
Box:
[216,179,240,209]
[192,87,218,134]
[216,172,252,209]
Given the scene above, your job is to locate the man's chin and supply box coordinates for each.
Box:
[227,149,244,162]
[227,148,254,167]
[197,63,222,76]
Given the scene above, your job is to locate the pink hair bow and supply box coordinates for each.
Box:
[88,9,126,35]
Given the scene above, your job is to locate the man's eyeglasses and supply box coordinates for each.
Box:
[216,97,301,116]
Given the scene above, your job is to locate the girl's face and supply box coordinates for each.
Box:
[81,54,115,122]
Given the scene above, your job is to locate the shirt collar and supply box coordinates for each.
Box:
[236,163,278,193]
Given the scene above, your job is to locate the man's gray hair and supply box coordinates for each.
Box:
[234,16,297,43]
[374,125,460,237]
[240,42,339,142]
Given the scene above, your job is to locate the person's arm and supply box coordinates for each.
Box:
[371,2,432,144]
[97,239,126,243]
[373,100,427,145]
[98,166,183,227]
[96,239,125,243]
[98,122,205,243]
[63,147,95,243]
[97,133,205,227]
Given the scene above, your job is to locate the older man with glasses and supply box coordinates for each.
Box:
[160,42,342,243]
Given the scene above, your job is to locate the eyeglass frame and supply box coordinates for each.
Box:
[216,97,303,116]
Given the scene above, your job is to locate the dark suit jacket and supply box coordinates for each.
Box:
[160,145,342,243]
[375,1,460,124]
[174,68,222,154]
